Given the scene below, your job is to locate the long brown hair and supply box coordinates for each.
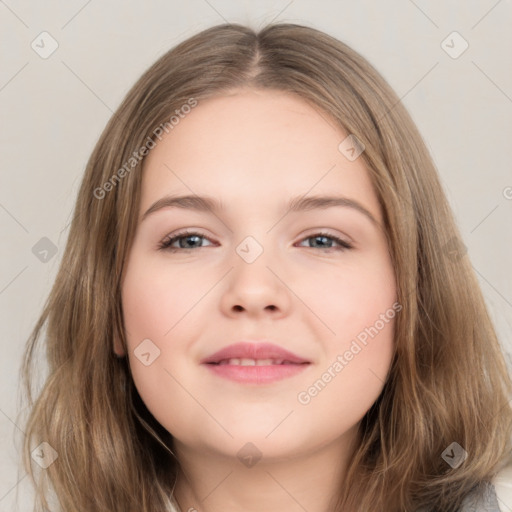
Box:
[19,22,512,511]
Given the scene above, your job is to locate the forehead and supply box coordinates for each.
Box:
[140,89,381,223]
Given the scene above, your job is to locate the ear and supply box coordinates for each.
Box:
[113,335,127,357]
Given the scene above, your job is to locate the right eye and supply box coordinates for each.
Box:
[158,230,215,251]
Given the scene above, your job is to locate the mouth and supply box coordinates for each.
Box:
[201,342,311,384]
[210,358,308,366]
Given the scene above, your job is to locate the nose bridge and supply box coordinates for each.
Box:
[234,234,269,266]
[220,232,290,314]
[230,233,278,289]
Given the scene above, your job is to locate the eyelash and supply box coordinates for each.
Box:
[157,230,353,252]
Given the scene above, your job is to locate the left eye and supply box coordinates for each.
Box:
[297,233,353,251]
[158,231,353,252]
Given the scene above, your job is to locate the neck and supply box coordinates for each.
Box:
[172,426,359,512]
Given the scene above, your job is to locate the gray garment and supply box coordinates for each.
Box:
[458,481,502,511]
[416,482,502,512]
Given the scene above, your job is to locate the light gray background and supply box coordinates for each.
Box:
[1,1,511,510]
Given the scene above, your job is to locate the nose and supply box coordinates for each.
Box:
[219,243,292,319]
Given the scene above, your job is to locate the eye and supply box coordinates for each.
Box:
[158,230,352,252]
[295,232,353,251]
[158,230,214,251]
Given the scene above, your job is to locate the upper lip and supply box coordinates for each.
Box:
[200,342,310,364]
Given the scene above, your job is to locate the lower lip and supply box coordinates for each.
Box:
[203,363,310,384]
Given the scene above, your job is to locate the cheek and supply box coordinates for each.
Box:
[121,255,201,343]
[121,255,198,432]
[293,252,397,406]
[295,253,397,342]
[295,312,396,432]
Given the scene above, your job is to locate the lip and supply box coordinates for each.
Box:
[201,342,309,364]
[201,342,311,384]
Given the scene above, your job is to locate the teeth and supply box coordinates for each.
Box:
[217,358,290,366]
[256,359,273,366]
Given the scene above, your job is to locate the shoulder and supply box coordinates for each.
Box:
[432,464,512,512]
[491,462,512,512]
[458,481,501,511]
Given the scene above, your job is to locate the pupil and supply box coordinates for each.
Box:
[314,236,329,248]
[183,235,200,248]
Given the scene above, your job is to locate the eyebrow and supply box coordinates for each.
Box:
[141,194,380,227]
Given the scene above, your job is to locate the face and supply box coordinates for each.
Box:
[120,88,397,464]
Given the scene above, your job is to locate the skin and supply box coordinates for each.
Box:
[118,88,397,512]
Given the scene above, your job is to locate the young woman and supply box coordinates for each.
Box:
[20,22,512,512]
